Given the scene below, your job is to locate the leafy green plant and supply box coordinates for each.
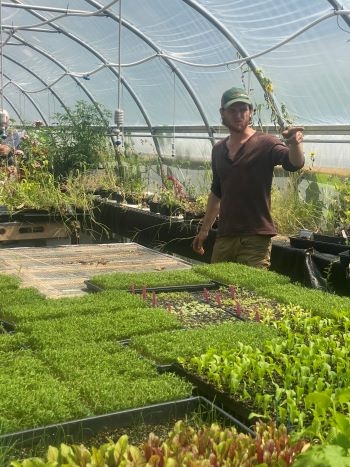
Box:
[10,420,309,467]
[183,193,208,220]
[20,306,183,350]
[45,101,113,179]
[293,443,350,467]
[0,162,101,238]
[326,177,350,236]
[2,256,350,461]
[271,172,324,235]
[0,275,20,291]
[37,343,192,414]
[180,305,350,439]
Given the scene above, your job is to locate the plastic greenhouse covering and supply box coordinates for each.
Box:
[0,0,349,169]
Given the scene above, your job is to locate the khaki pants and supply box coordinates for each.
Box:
[211,235,272,269]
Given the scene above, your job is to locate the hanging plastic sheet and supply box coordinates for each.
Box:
[304,249,327,290]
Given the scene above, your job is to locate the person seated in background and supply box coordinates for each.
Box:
[0,143,18,179]
[0,110,26,179]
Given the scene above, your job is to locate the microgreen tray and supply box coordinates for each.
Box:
[0,396,251,449]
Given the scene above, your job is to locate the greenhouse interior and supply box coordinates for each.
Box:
[1,1,350,465]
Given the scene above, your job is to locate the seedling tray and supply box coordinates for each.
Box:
[0,396,252,449]
[84,280,220,294]
[164,364,257,428]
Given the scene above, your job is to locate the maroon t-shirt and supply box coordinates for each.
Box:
[211,132,303,237]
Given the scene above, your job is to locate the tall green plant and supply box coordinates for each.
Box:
[271,172,324,235]
[326,177,350,236]
[47,101,113,178]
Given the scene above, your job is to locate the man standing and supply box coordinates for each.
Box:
[192,87,305,268]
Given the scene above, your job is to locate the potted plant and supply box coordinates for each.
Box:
[157,181,185,217]
[147,191,161,214]
[183,194,207,221]
[122,179,146,206]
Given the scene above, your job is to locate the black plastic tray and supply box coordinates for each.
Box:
[0,396,252,449]
[161,363,257,429]
[313,233,346,245]
[84,280,220,294]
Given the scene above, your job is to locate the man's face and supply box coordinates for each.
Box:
[220,102,251,132]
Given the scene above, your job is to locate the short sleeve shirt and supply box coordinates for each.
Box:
[210,132,303,237]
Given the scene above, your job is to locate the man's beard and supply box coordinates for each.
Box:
[222,116,248,132]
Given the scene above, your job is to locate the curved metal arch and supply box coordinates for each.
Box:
[181,0,288,129]
[326,0,350,27]
[2,4,112,121]
[2,92,25,125]
[10,0,216,152]
[3,5,167,157]
[3,72,47,125]
[5,1,345,137]
[3,39,104,123]
[4,53,68,124]
[6,1,217,146]
[84,0,216,145]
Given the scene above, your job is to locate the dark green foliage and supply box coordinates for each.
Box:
[0,288,45,317]
[45,101,112,178]
[2,258,350,459]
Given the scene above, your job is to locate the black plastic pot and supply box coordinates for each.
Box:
[313,233,346,245]
[0,396,252,449]
[97,189,112,199]
[289,236,349,255]
[159,203,183,217]
[0,205,11,222]
[111,192,124,203]
[183,211,204,222]
[125,194,141,205]
[15,209,52,223]
[93,202,215,263]
[339,250,350,268]
[148,200,160,213]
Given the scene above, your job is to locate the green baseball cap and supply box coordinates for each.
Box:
[221,87,252,109]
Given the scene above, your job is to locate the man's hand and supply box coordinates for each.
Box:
[192,230,208,255]
[282,126,304,146]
